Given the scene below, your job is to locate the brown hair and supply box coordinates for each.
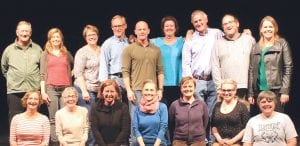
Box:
[161,16,179,34]
[21,89,43,108]
[257,90,277,106]
[82,24,99,38]
[98,80,120,100]
[180,76,196,88]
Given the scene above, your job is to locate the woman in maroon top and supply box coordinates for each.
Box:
[40,28,73,145]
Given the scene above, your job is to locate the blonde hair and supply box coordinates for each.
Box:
[62,87,78,99]
[221,79,237,90]
[21,89,43,108]
[44,28,68,55]
[82,24,99,38]
[143,79,157,91]
[258,16,281,49]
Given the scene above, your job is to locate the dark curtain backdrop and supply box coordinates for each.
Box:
[0,0,299,138]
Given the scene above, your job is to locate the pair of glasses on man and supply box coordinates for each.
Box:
[221,89,235,93]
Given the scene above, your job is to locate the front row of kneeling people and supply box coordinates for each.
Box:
[10,78,298,146]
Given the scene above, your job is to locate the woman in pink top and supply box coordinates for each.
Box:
[10,90,50,146]
[40,27,74,145]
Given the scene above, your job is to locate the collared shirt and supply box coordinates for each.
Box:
[122,41,164,90]
[182,28,223,77]
[1,39,42,93]
[99,36,129,82]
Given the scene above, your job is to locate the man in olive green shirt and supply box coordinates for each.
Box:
[1,21,42,123]
[122,21,164,145]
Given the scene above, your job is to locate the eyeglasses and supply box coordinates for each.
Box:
[221,89,235,93]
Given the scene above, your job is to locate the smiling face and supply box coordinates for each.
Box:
[111,16,127,38]
[180,80,195,98]
[63,90,78,108]
[220,83,237,103]
[142,82,157,101]
[102,85,118,105]
[163,20,176,37]
[191,12,208,33]
[85,30,99,45]
[50,32,62,48]
[259,97,275,117]
[16,23,32,45]
[260,20,275,41]
[26,92,40,110]
[222,15,239,38]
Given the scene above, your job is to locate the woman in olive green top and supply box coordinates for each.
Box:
[248,16,293,116]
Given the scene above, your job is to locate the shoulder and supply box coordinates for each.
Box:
[78,106,88,113]
[39,114,49,120]
[208,28,223,34]
[170,99,180,108]
[2,43,17,55]
[31,42,42,50]
[159,102,168,110]
[12,113,23,121]
[102,36,114,47]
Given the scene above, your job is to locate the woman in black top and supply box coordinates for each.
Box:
[211,79,249,146]
[91,80,130,146]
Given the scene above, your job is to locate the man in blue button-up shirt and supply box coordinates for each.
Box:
[99,15,129,102]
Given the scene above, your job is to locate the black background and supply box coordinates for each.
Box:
[0,0,299,144]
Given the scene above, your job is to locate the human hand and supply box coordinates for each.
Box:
[185,29,194,40]
[243,29,252,36]
[127,89,136,104]
[82,90,91,102]
[41,92,51,106]
[223,138,234,146]
[157,90,163,101]
[280,94,289,104]
[248,96,255,104]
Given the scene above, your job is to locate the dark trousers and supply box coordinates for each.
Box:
[7,93,26,124]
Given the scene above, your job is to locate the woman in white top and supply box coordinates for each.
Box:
[55,87,89,146]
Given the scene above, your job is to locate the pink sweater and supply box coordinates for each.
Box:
[10,113,50,146]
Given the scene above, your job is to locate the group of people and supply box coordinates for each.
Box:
[1,8,298,146]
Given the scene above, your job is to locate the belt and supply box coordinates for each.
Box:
[47,85,69,90]
[193,74,212,81]
[109,72,122,78]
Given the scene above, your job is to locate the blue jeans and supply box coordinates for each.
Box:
[129,90,142,146]
[194,80,216,143]
[109,75,128,104]
[75,85,97,146]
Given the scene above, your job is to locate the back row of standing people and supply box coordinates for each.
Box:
[1,9,293,146]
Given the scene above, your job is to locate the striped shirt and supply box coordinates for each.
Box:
[10,113,50,146]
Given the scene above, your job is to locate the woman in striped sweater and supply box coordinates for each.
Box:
[9,90,50,146]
